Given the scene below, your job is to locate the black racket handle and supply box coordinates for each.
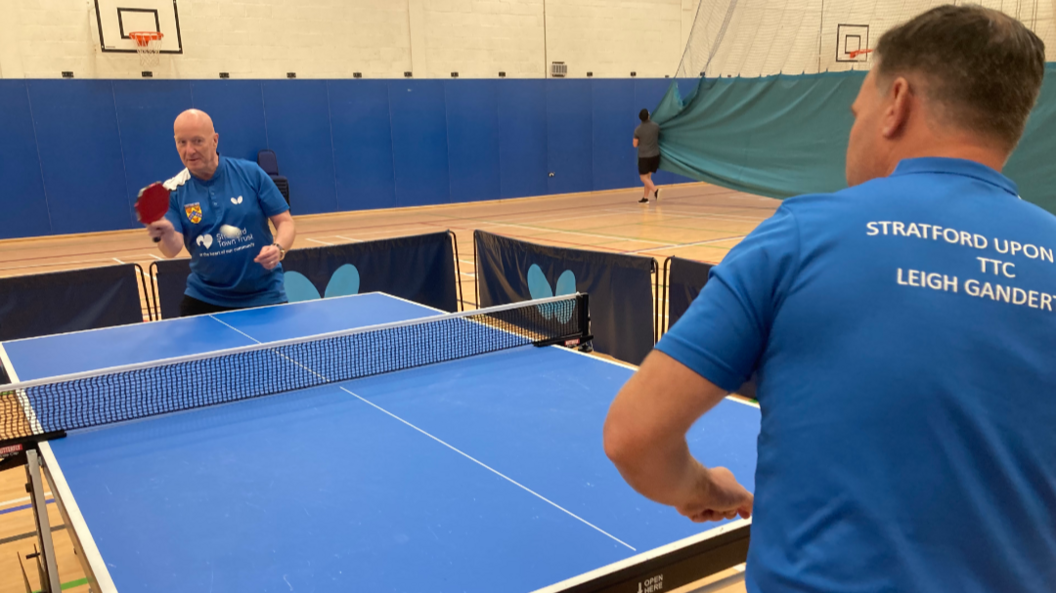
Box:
[153,236,161,243]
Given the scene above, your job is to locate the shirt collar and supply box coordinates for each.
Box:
[890,157,1019,198]
[191,155,225,186]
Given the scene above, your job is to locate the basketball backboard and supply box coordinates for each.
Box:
[93,0,183,54]
[836,24,870,63]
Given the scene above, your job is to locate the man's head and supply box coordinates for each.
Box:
[174,109,220,180]
[639,109,650,122]
[845,5,1045,186]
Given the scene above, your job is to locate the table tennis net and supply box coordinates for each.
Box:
[0,294,590,447]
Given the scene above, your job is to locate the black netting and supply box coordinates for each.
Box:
[1,295,586,446]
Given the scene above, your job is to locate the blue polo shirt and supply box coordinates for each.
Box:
[658,158,1056,592]
[164,156,290,307]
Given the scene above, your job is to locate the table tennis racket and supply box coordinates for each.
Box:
[135,182,170,243]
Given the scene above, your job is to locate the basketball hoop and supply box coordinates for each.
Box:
[848,49,873,60]
[128,31,164,68]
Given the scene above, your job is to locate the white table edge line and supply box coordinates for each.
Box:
[39,441,119,593]
[529,518,752,593]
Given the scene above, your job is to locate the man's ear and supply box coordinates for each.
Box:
[881,77,913,139]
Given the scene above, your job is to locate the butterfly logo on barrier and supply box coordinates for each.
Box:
[284,264,360,302]
[526,264,576,323]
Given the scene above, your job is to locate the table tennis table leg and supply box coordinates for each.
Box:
[40,460,100,592]
[24,448,62,593]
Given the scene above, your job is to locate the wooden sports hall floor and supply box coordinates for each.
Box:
[0,182,778,593]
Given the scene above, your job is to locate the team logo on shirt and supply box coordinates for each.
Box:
[185,202,202,224]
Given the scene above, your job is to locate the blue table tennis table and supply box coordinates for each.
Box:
[0,293,759,593]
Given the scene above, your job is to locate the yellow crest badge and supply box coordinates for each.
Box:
[185,202,202,224]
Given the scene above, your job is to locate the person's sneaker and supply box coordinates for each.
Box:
[654,187,661,200]
[638,197,649,204]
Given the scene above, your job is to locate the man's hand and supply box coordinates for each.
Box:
[675,464,753,523]
[147,218,175,241]
[147,218,184,258]
[604,351,753,523]
[254,244,282,270]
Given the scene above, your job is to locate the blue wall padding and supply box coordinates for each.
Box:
[0,78,694,238]
[546,80,594,195]
[497,80,549,199]
[592,79,639,192]
[262,80,338,214]
[328,80,397,211]
[389,80,451,207]
[0,81,51,239]
[113,81,191,222]
[445,80,502,203]
[189,80,270,163]
[27,80,132,234]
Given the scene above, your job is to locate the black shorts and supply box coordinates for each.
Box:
[638,155,660,175]
[179,295,286,317]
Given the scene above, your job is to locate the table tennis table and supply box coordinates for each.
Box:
[0,292,759,593]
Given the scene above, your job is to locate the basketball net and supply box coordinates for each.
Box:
[129,31,164,69]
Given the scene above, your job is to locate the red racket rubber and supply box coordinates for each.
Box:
[135,182,169,243]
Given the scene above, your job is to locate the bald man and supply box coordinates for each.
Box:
[146,109,296,317]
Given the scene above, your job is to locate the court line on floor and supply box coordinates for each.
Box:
[0,493,52,508]
[0,187,734,263]
[0,523,66,546]
[601,207,767,223]
[305,238,334,246]
[0,258,117,273]
[425,219,734,255]
[475,221,674,246]
[112,257,157,281]
[0,498,55,517]
[626,235,748,254]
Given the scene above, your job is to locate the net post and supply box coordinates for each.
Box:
[578,292,591,341]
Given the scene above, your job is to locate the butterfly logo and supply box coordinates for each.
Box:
[195,234,214,249]
[284,264,360,302]
[526,264,576,322]
[231,196,244,205]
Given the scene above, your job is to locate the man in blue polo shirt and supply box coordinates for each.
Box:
[605,6,1055,592]
[146,109,296,317]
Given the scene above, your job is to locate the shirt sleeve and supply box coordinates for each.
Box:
[655,204,802,391]
[163,190,184,233]
[254,164,290,217]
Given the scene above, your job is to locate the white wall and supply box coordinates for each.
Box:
[678,0,1056,78]
[0,0,700,79]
